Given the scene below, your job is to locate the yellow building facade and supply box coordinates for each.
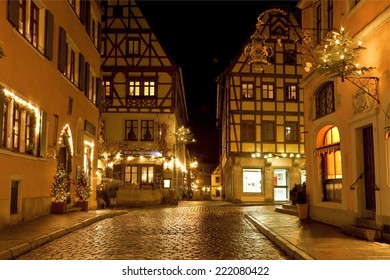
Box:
[217,9,305,203]
[0,0,102,228]
[299,0,390,241]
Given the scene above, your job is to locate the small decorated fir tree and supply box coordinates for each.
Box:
[51,164,70,202]
[75,171,91,201]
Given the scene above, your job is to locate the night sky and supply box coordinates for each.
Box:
[137,0,300,164]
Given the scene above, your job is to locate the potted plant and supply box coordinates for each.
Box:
[296,182,309,219]
[74,171,92,211]
[51,164,70,214]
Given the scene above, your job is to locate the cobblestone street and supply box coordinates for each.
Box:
[16,202,290,260]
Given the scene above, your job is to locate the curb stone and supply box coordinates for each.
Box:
[245,213,315,260]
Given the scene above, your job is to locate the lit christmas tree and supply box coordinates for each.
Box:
[51,164,70,202]
[316,28,374,80]
[75,171,92,201]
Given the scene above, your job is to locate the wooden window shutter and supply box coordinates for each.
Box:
[58,27,67,73]
[38,111,47,158]
[84,62,90,97]
[97,23,102,53]
[79,53,85,91]
[44,10,54,61]
[0,91,4,139]
[7,0,19,27]
[85,0,91,35]
[79,0,86,25]
[96,78,102,109]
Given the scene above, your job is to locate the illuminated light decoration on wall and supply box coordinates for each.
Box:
[243,9,285,72]
[251,152,304,159]
[83,139,94,173]
[244,9,374,80]
[3,88,41,134]
[244,9,383,118]
[58,124,74,154]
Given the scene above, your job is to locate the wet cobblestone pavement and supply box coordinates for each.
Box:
[16,203,290,260]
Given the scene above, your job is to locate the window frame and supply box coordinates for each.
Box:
[12,104,21,151]
[242,82,254,99]
[241,120,256,142]
[141,120,154,141]
[125,120,138,141]
[243,168,262,193]
[261,121,275,142]
[285,122,299,143]
[315,82,335,119]
[262,83,275,100]
[126,38,141,56]
[285,84,298,101]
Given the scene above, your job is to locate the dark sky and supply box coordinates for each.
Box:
[137,0,300,164]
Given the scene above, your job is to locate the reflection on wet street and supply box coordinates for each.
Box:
[17,202,290,260]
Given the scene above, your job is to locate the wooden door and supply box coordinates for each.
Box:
[362,126,376,211]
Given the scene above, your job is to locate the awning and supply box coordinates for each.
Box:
[315,143,340,155]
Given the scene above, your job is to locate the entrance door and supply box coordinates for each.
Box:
[362,126,376,211]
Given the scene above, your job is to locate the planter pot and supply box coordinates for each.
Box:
[51,201,67,214]
[296,203,309,219]
[74,201,89,211]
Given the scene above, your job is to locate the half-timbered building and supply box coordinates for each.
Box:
[0,0,103,228]
[99,0,189,205]
[216,8,305,203]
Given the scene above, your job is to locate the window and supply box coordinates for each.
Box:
[316,126,342,202]
[141,120,154,141]
[10,181,19,215]
[103,80,112,106]
[262,121,275,142]
[327,0,333,31]
[30,1,39,48]
[285,84,298,100]
[127,38,140,56]
[125,120,138,141]
[242,83,254,99]
[12,105,21,151]
[316,82,335,119]
[58,28,81,87]
[284,50,297,65]
[25,112,34,154]
[141,166,154,184]
[129,81,141,96]
[262,83,274,99]
[125,166,138,184]
[1,98,9,148]
[144,81,155,96]
[285,122,299,142]
[8,0,53,57]
[128,80,156,97]
[243,169,262,193]
[315,3,322,45]
[241,120,255,141]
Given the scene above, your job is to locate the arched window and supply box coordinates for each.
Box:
[316,82,335,119]
[316,126,342,201]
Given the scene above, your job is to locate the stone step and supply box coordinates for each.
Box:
[341,224,377,242]
[66,204,82,213]
[356,217,377,229]
[274,204,298,216]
